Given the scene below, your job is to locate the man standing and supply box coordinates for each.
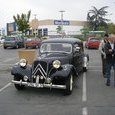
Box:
[99,33,108,77]
[104,36,115,86]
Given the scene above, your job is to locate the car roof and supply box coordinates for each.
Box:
[42,38,82,44]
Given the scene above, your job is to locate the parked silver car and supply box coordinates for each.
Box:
[3,36,24,49]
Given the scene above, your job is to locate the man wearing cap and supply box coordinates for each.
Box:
[104,36,115,86]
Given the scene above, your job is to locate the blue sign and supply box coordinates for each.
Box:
[54,20,70,25]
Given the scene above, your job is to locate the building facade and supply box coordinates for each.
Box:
[7,19,87,37]
[29,19,87,37]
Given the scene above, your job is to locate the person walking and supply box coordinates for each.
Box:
[104,36,115,86]
[99,33,109,77]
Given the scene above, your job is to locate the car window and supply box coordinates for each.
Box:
[5,37,15,41]
[40,43,72,53]
[26,39,32,41]
[89,38,100,41]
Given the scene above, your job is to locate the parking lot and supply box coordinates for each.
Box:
[0,46,115,115]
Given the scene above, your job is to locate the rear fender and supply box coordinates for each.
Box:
[83,54,89,67]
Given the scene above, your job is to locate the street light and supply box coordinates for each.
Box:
[59,10,65,35]
[32,14,38,38]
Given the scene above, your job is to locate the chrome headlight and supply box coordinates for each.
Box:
[19,59,27,67]
[53,60,61,69]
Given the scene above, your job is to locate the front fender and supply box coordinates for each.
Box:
[11,64,32,78]
[50,64,75,78]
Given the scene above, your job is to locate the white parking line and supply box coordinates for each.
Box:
[0,83,11,93]
[82,72,87,102]
[82,107,88,115]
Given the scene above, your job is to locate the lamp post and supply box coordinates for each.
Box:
[59,10,65,35]
[31,14,38,38]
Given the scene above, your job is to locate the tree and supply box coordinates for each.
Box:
[56,25,62,34]
[13,10,31,35]
[87,6,109,31]
[80,26,90,38]
[107,23,115,34]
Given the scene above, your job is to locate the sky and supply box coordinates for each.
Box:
[0,0,115,28]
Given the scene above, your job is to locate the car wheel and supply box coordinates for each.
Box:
[83,67,87,72]
[4,46,7,49]
[14,75,25,90]
[65,73,73,95]
[35,45,38,49]
[25,45,28,49]
[15,44,19,49]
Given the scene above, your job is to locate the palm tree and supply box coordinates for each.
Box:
[87,6,109,31]
[13,10,31,35]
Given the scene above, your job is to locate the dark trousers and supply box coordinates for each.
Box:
[106,62,115,81]
[101,54,106,76]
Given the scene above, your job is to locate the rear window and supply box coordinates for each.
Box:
[5,37,16,41]
[89,38,101,41]
[26,39,32,41]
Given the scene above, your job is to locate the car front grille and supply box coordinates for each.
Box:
[32,60,53,78]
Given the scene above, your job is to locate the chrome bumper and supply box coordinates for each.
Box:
[12,80,66,89]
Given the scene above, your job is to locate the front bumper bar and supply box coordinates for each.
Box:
[12,80,66,89]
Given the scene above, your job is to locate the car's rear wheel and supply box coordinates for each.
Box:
[83,67,87,72]
[65,73,73,95]
[25,45,28,49]
[14,75,25,90]
[35,45,38,49]
[4,46,7,49]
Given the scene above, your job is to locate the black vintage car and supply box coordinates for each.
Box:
[11,38,89,95]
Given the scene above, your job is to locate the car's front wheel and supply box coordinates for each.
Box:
[65,73,73,95]
[14,75,25,90]
[15,44,19,49]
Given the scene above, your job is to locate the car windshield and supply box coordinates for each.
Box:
[89,38,101,41]
[5,37,15,41]
[40,43,72,54]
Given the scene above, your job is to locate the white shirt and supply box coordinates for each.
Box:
[99,40,106,55]
[110,42,114,50]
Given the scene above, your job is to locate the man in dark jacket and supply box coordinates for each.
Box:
[99,33,108,77]
[104,36,115,86]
